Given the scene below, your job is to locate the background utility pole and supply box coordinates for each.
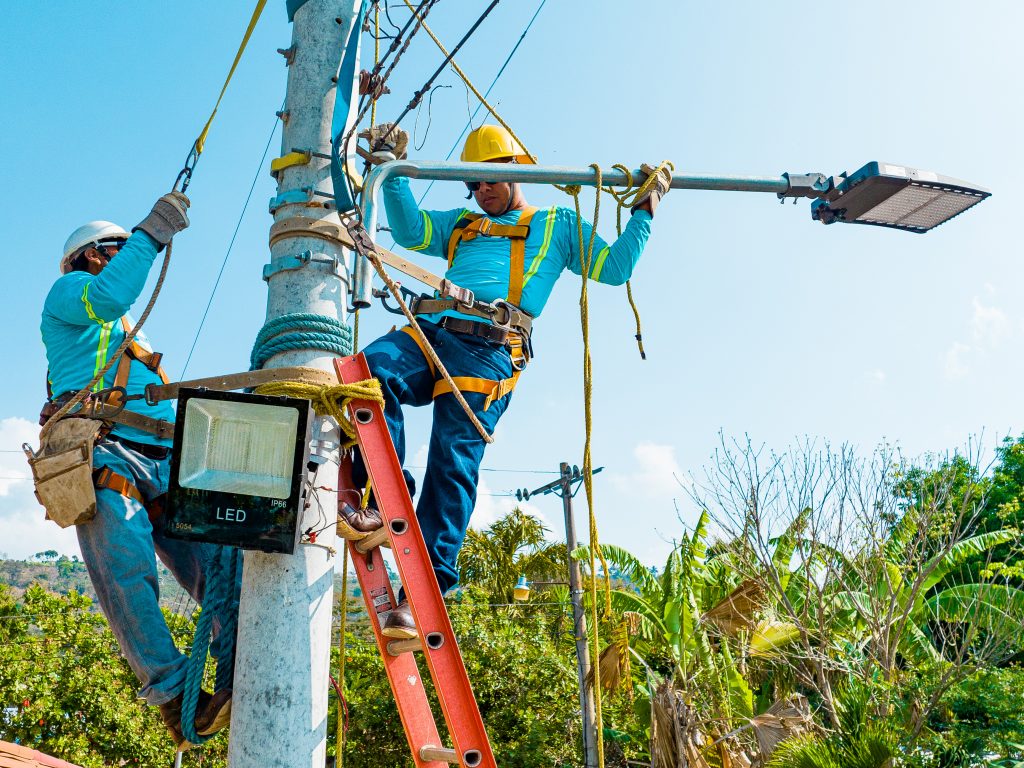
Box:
[519,463,601,768]
[229,2,359,765]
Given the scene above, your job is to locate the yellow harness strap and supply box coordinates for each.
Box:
[444,207,538,306]
[433,371,520,411]
[446,212,482,268]
[399,325,436,378]
[399,325,521,411]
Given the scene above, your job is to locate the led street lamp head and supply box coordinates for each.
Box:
[811,162,990,233]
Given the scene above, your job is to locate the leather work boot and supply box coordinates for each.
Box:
[337,493,384,541]
[382,599,417,640]
[158,689,233,751]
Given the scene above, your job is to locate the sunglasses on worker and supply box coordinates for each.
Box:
[96,238,127,258]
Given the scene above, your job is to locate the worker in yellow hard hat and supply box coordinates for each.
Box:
[341,122,671,639]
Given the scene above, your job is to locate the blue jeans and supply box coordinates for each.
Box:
[353,321,514,595]
[76,438,241,705]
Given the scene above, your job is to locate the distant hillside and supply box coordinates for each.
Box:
[0,554,374,623]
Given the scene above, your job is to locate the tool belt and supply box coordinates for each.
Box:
[26,417,105,528]
[40,389,176,441]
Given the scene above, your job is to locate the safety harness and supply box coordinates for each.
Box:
[400,207,539,411]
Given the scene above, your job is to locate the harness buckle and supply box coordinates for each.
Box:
[438,279,475,308]
[489,300,514,331]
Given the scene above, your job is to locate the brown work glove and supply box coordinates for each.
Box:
[631,163,672,217]
[134,191,190,248]
[358,122,408,160]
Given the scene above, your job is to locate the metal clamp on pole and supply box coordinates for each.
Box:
[262,251,349,284]
[778,172,832,200]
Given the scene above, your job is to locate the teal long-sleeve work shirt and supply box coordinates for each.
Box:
[382,177,652,326]
[41,231,174,446]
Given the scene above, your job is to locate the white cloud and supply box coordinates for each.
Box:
[945,341,971,380]
[972,296,1009,347]
[0,417,81,560]
[610,442,686,498]
[866,369,886,384]
[0,506,81,561]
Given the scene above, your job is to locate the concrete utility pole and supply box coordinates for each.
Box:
[558,462,600,768]
[229,2,359,765]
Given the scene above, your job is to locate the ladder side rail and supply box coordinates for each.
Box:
[339,461,449,768]
[335,354,496,768]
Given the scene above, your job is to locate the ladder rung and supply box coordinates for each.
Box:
[354,526,391,553]
[386,637,423,656]
[419,746,457,763]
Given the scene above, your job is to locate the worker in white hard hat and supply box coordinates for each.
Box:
[340,123,670,639]
[39,192,237,751]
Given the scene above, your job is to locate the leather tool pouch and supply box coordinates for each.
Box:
[28,417,104,528]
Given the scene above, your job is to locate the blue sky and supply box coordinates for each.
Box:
[1,1,1021,564]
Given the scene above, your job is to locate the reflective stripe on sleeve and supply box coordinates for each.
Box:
[81,283,105,324]
[522,207,557,288]
[92,321,114,392]
[407,210,434,252]
[589,245,611,281]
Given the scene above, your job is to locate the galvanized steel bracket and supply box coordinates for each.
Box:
[269,187,337,214]
[263,250,348,284]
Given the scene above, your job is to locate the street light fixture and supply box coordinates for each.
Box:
[352,160,991,306]
[810,162,990,233]
[513,575,531,602]
[164,388,314,554]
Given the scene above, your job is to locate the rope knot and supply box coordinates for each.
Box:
[253,378,384,448]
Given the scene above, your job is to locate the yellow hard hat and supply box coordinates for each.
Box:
[461,125,535,164]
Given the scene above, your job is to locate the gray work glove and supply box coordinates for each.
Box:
[631,163,672,217]
[358,122,408,160]
[134,191,190,247]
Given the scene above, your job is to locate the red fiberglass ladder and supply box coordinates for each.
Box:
[334,353,494,768]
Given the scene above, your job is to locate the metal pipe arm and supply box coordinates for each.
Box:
[353,160,829,307]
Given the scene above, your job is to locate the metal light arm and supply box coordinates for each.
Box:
[353,160,831,307]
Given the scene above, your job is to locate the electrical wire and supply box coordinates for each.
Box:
[415,0,547,207]
[412,83,451,151]
[339,0,440,218]
[179,110,281,379]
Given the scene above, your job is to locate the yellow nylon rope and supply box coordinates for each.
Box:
[565,167,614,768]
[252,379,384,448]
[400,0,536,162]
[194,0,268,156]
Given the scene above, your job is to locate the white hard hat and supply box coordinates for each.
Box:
[60,221,131,274]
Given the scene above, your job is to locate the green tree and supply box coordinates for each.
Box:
[0,583,227,767]
[457,508,566,604]
[332,588,638,767]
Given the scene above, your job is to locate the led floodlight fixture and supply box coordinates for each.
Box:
[165,388,314,553]
[811,162,990,233]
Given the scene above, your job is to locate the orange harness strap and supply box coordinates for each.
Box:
[94,466,144,504]
[443,208,538,305]
[398,325,521,411]
[109,318,169,406]
[433,371,521,412]
[399,325,437,378]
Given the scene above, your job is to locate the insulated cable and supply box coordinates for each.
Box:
[179,111,281,379]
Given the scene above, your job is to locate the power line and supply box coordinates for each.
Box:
[179,111,281,379]
[415,0,547,207]
[405,464,557,474]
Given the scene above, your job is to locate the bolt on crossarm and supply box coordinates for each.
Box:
[351,159,828,306]
[228,1,360,766]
